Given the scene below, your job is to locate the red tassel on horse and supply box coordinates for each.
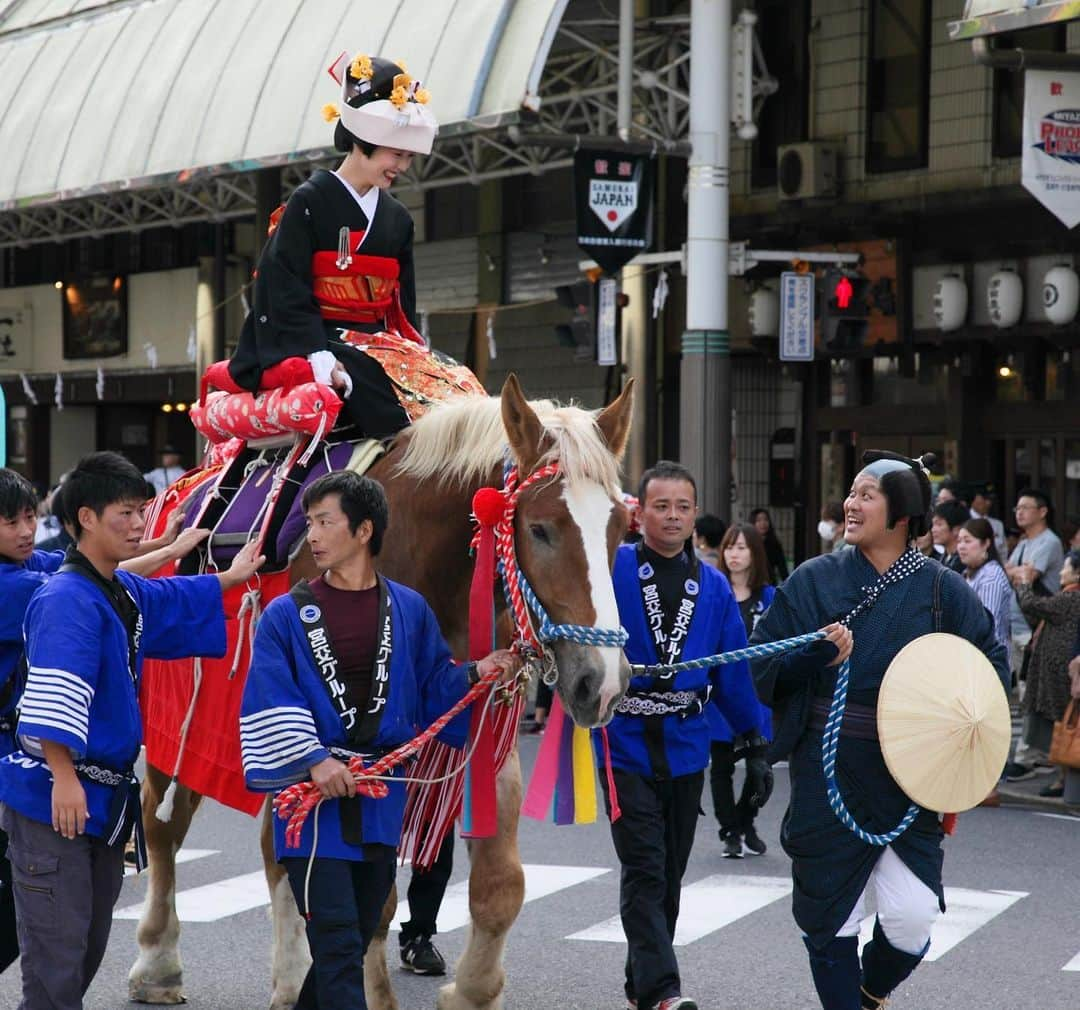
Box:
[461,487,505,838]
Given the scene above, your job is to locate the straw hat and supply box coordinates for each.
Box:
[877,633,1010,813]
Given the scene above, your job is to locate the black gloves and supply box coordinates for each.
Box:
[737,734,774,809]
[744,755,774,809]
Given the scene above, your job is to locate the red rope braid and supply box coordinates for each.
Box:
[471,461,561,654]
[273,672,500,848]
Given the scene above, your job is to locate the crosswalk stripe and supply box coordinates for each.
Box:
[392,864,610,934]
[123,847,218,878]
[567,874,793,946]
[857,888,1027,962]
[1062,951,1080,971]
[116,871,270,923]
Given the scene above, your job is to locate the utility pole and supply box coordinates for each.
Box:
[680,0,731,519]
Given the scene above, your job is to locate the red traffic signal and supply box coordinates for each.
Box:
[833,275,853,310]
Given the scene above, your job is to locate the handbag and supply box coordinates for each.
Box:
[1049,700,1080,770]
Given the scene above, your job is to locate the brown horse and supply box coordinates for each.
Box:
[130,374,634,1010]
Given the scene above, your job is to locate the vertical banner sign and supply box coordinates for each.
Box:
[1023,69,1080,229]
[574,150,654,274]
[779,271,815,361]
[596,278,618,365]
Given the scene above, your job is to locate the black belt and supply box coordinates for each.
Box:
[807,697,878,741]
[74,760,146,869]
[614,686,711,719]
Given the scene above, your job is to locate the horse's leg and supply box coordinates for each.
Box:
[363,882,401,1010]
[438,748,525,1010]
[262,799,313,1010]
[129,764,203,1004]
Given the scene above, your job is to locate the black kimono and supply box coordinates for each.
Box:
[229,169,418,438]
[748,548,1009,948]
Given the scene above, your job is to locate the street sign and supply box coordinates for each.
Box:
[949,1,1080,40]
[779,271,815,361]
[596,277,618,365]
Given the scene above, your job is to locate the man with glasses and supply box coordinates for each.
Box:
[1003,488,1064,780]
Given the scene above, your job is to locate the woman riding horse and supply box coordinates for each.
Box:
[227,52,436,439]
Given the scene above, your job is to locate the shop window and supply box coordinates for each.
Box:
[992,26,1067,159]
[867,0,930,174]
[870,354,944,405]
[750,0,810,189]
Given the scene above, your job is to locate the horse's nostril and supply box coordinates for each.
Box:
[574,670,598,710]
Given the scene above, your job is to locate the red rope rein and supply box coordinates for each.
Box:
[273,671,501,848]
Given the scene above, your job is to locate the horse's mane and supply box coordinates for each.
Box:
[395,395,621,495]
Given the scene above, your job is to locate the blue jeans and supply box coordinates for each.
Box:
[283,854,396,1010]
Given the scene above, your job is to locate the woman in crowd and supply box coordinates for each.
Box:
[1008,548,1080,796]
[709,523,775,857]
[957,518,1011,650]
[957,517,1014,807]
[750,508,789,585]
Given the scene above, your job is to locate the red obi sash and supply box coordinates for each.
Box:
[310,230,398,323]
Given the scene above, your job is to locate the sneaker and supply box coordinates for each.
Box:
[1038,783,1065,798]
[742,825,767,856]
[719,830,743,859]
[1003,761,1037,782]
[400,935,446,976]
[652,997,697,1010]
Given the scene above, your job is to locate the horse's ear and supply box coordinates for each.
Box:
[501,373,544,474]
[595,378,634,460]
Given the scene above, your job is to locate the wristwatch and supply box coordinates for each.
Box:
[466,661,481,685]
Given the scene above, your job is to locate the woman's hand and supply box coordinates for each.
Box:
[820,622,853,667]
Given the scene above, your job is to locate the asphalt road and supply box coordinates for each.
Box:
[1,735,1077,1010]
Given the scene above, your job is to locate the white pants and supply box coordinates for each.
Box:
[834,847,939,955]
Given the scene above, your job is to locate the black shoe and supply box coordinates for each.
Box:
[742,825,767,855]
[719,829,743,859]
[1039,783,1065,798]
[1004,761,1037,782]
[400,935,446,975]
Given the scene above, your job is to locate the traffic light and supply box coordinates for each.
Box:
[820,269,870,354]
[554,282,595,360]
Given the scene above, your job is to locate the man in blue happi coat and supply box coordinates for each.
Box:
[0,453,264,1010]
[750,451,1009,1009]
[599,461,773,1010]
[0,465,214,984]
[240,471,520,1010]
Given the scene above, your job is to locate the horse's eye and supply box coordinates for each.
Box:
[529,523,551,544]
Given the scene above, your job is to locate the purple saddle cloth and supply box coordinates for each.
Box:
[177,439,367,574]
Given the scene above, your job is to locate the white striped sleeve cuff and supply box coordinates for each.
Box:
[240,706,324,778]
[17,667,93,752]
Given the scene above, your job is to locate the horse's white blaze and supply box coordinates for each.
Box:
[562,480,623,711]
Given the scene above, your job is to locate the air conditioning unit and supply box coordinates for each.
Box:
[777,143,839,201]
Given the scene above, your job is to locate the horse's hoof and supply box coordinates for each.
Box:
[128,979,186,1005]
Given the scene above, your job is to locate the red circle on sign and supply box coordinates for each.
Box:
[607,210,618,222]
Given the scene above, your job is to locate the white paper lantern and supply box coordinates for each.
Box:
[1043,266,1080,325]
[933,276,967,332]
[987,270,1023,329]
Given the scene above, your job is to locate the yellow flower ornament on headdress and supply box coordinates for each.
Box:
[321,103,340,123]
[350,54,373,81]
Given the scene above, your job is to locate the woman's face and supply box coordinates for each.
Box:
[955,527,990,568]
[1060,557,1079,587]
[753,512,770,536]
[723,533,751,576]
[359,146,414,189]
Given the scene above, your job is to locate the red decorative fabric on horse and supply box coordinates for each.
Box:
[191,382,342,445]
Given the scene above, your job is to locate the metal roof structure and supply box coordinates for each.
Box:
[0,0,691,249]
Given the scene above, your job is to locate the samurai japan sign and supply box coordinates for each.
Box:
[1023,69,1080,228]
[574,150,654,274]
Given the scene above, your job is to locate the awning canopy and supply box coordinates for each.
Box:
[0,0,568,209]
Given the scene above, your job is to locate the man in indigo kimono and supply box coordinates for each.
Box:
[240,471,519,1010]
[750,451,1009,1009]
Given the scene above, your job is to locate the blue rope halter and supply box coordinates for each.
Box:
[629,630,921,847]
